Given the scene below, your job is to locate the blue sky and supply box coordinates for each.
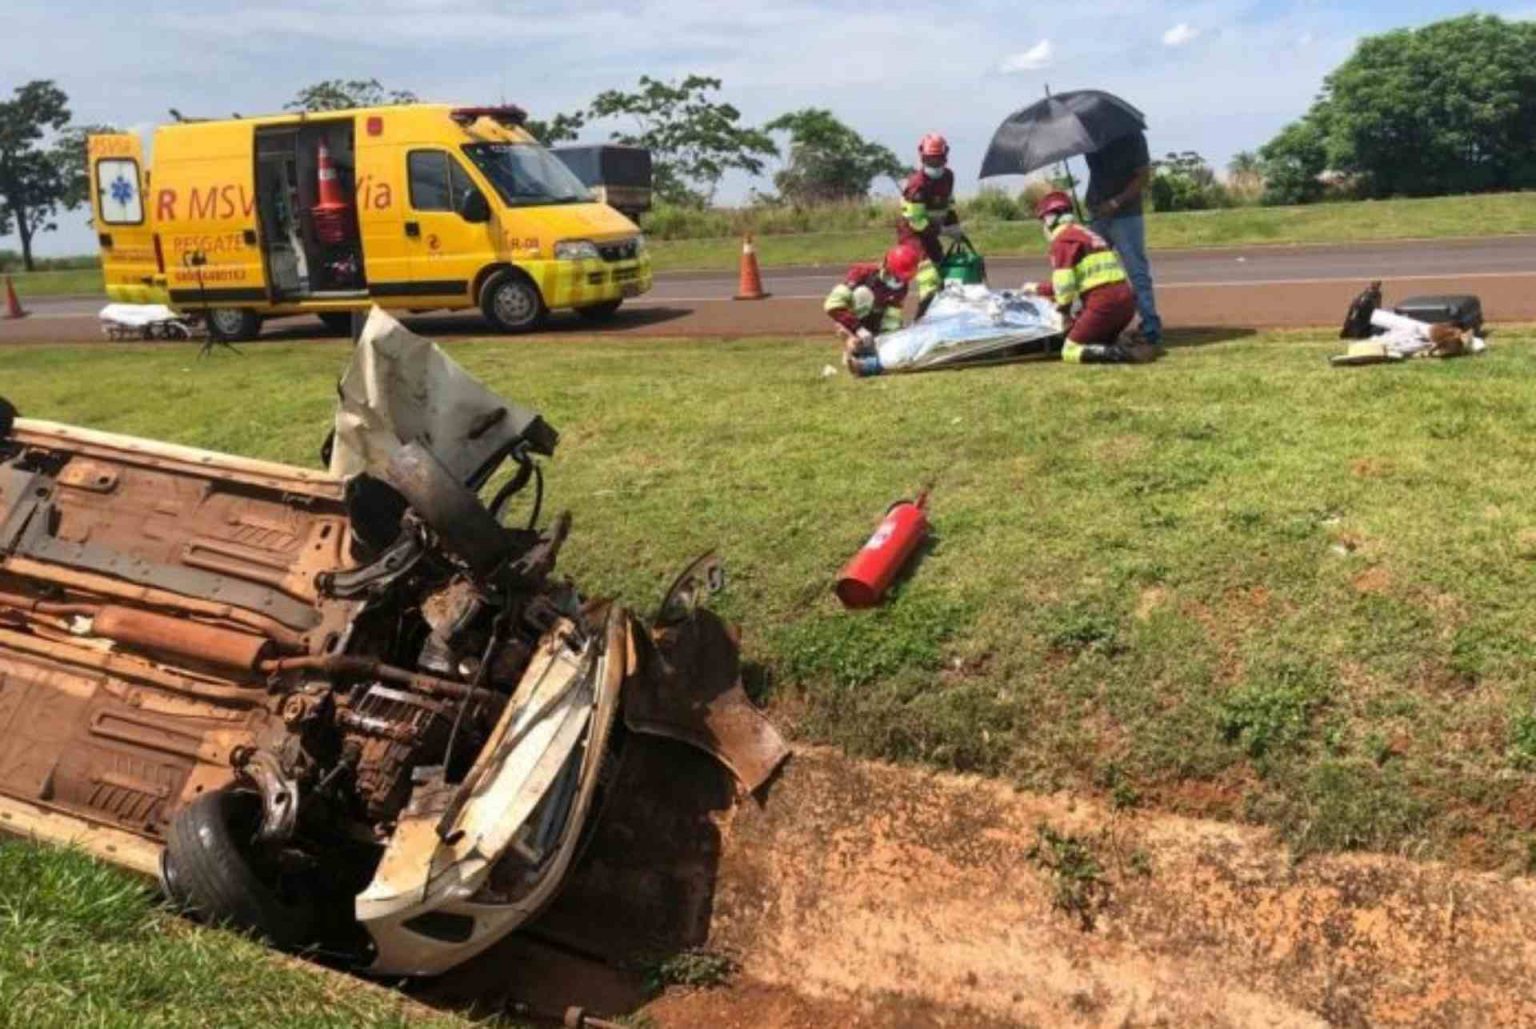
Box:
[4,0,1532,256]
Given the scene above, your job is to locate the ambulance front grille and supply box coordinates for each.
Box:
[598,240,638,263]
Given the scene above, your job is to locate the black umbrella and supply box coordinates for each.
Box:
[979,90,1146,179]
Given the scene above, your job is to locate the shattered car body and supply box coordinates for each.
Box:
[0,310,786,976]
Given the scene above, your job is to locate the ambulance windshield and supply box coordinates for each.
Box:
[462,143,591,207]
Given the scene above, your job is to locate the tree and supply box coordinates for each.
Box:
[52,123,116,210]
[762,109,903,205]
[0,81,78,271]
[1225,150,1265,204]
[286,79,417,113]
[1228,151,1261,179]
[1148,151,1227,211]
[588,75,775,206]
[1259,112,1330,205]
[525,109,586,145]
[1259,14,1536,200]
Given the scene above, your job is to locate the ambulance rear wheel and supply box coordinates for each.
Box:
[480,271,546,334]
[208,308,262,342]
[575,299,623,322]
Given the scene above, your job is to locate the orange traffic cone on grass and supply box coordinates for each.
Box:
[733,234,768,300]
[3,275,26,319]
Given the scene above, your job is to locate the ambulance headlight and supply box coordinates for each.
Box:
[553,239,601,261]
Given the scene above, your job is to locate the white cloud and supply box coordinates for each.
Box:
[997,40,1054,73]
[1162,23,1199,46]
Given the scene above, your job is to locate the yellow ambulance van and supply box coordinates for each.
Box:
[88,104,652,339]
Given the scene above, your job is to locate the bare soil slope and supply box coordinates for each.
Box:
[648,746,1536,1027]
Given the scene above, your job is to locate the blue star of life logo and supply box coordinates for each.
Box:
[109,174,134,207]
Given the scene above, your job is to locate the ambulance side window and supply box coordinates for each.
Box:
[408,150,478,212]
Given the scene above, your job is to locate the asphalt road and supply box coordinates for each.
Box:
[4,235,1534,344]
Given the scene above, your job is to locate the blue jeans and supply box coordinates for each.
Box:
[1092,213,1162,342]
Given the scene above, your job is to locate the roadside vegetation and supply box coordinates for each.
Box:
[0,841,468,1027]
[7,327,1536,870]
[643,190,1536,270]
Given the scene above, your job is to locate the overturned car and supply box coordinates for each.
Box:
[0,310,786,975]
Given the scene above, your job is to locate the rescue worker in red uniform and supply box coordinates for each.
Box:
[898,134,959,266]
[1023,192,1151,364]
[824,244,941,374]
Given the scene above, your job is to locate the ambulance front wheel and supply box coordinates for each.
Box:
[480,271,547,334]
[207,308,262,342]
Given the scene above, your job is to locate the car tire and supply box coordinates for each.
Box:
[207,308,262,342]
[161,790,314,949]
[315,311,355,336]
[480,271,547,333]
[575,299,623,323]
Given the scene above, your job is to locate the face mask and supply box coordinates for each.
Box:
[880,273,905,291]
[922,165,945,180]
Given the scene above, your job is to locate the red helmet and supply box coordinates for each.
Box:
[883,244,922,283]
[1034,191,1075,219]
[918,133,949,160]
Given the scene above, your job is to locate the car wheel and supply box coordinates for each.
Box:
[207,308,262,342]
[161,790,315,949]
[315,311,355,336]
[575,299,623,323]
[480,271,547,333]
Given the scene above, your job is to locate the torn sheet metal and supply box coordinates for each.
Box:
[866,284,1064,375]
[330,307,557,485]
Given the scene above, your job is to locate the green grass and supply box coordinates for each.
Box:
[648,191,1536,271]
[6,328,1536,870]
[4,266,104,298]
[0,840,470,1028]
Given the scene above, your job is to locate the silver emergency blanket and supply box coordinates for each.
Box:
[330,306,552,483]
[870,284,1064,374]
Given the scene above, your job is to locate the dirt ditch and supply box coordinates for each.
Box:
[422,740,1536,1027]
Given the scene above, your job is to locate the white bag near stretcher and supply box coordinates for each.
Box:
[98,303,195,340]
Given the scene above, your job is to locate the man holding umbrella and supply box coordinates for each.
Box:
[1086,130,1162,347]
[980,90,1163,346]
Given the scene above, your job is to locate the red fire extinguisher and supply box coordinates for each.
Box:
[836,492,930,609]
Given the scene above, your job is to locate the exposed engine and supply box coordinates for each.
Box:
[0,313,788,974]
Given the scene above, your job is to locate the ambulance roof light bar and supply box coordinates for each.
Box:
[450,106,528,127]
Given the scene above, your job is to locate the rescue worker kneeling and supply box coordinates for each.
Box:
[824,244,941,376]
[1023,192,1153,364]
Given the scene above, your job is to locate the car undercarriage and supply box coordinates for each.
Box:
[0,310,786,975]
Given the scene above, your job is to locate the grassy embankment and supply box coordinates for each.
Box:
[6,327,1536,869]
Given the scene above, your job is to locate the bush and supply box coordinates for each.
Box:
[960,187,1026,223]
[640,199,899,240]
[1149,151,1232,212]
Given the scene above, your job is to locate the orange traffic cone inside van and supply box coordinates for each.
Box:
[312,140,352,245]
